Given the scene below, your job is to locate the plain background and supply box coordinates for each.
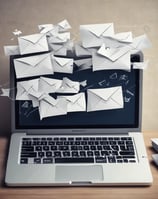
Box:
[0,0,158,136]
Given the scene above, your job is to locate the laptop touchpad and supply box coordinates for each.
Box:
[55,165,103,183]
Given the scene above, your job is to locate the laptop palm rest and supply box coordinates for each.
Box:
[55,165,103,183]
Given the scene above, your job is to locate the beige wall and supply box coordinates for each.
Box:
[0,0,158,136]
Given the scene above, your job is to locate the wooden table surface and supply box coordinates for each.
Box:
[0,132,158,199]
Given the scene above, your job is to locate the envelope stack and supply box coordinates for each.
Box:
[3,21,151,119]
[7,20,75,78]
[76,23,151,71]
[16,76,124,120]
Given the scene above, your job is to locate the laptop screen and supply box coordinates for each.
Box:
[11,54,142,130]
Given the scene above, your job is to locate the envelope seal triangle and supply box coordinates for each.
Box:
[54,57,72,67]
[90,87,119,101]
[86,24,112,37]
[21,34,45,44]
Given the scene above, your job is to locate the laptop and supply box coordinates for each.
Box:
[5,52,153,186]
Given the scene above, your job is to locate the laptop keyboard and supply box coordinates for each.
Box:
[20,136,137,164]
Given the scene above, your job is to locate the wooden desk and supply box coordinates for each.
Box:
[0,132,158,199]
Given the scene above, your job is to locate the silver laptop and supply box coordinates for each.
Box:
[5,52,153,186]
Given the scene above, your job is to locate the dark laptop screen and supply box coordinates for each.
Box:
[11,54,141,129]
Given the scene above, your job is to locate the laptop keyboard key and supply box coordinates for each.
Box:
[21,152,37,158]
[55,157,94,164]
[108,156,116,163]
[95,157,107,163]
[34,158,41,164]
[43,158,53,164]
[20,158,28,164]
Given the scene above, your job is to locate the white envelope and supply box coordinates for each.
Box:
[97,44,131,61]
[39,95,67,120]
[92,51,131,72]
[48,32,70,44]
[16,79,39,101]
[56,77,80,93]
[28,88,47,107]
[18,33,49,55]
[58,93,86,112]
[39,77,62,93]
[52,56,73,74]
[74,58,92,71]
[38,24,54,34]
[130,34,151,52]
[58,19,71,32]
[4,45,20,56]
[14,53,54,78]
[74,44,92,57]
[87,86,124,112]
[49,40,73,56]
[80,23,114,48]
[111,32,133,43]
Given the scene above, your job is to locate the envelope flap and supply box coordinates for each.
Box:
[54,57,72,66]
[19,79,39,91]
[65,93,82,103]
[15,53,49,67]
[58,19,71,29]
[90,87,119,101]
[20,33,45,44]
[97,44,117,59]
[97,44,130,61]
[40,77,60,86]
[28,89,43,99]
[113,32,133,42]
[62,77,77,88]
[42,96,58,106]
[85,23,112,37]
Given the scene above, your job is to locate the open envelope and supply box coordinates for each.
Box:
[18,33,49,55]
[87,86,124,112]
[39,95,67,120]
[4,45,20,56]
[52,56,73,74]
[14,53,54,78]
[97,44,131,61]
[74,58,92,71]
[56,77,80,93]
[92,51,131,72]
[80,23,114,48]
[58,93,86,112]
[16,79,39,101]
[39,77,62,93]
